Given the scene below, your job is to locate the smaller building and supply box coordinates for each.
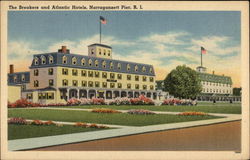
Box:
[8,85,21,103]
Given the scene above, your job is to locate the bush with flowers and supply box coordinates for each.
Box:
[127,109,156,115]
[108,97,131,105]
[8,99,66,108]
[8,117,28,125]
[178,111,208,116]
[162,98,196,106]
[74,122,109,129]
[130,95,154,105]
[92,108,121,114]
[92,98,105,105]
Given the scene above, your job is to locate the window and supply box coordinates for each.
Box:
[117,63,121,70]
[82,81,87,87]
[81,70,86,77]
[62,79,68,86]
[102,72,107,78]
[143,76,147,82]
[34,80,39,87]
[34,57,39,65]
[135,76,139,81]
[142,66,146,72]
[110,83,115,88]
[118,74,122,80]
[110,62,113,69]
[127,75,131,80]
[62,56,67,64]
[135,84,139,89]
[91,49,94,54]
[47,93,54,99]
[102,82,107,88]
[150,77,154,82]
[108,50,111,56]
[95,60,99,67]
[88,81,93,87]
[102,61,106,68]
[95,71,99,78]
[48,68,53,75]
[26,93,33,99]
[127,83,131,89]
[38,93,47,100]
[34,69,39,76]
[88,71,93,77]
[104,50,106,55]
[127,64,130,71]
[135,65,138,72]
[81,58,86,66]
[72,57,77,65]
[41,56,46,64]
[99,49,101,55]
[72,80,78,87]
[88,59,92,66]
[95,81,100,88]
[62,68,68,75]
[143,85,147,90]
[150,85,154,90]
[118,83,122,88]
[72,69,78,76]
[49,79,54,86]
[110,73,115,79]
[49,56,54,64]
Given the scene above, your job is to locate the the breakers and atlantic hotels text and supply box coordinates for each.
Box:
[9,5,143,10]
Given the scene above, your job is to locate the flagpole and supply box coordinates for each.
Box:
[99,16,102,44]
[201,48,203,67]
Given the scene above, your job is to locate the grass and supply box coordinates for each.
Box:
[8,124,106,140]
[8,109,222,126]
[51,103,241,114]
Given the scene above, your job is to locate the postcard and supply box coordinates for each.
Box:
[1,1,249,160]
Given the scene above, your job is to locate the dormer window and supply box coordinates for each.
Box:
[127,64,130,71]
[62,56,67,64]
[95,60,99,67]
[142,66,146,72]
[72,57,77,65]
[91,49,94,54]
[108,50,111,56]
[81,58,85,66]
[117,63,121,70]
[88,59,92,66]
[49,55,54,64]
[149,67,153,73]
[41,56,46,64]
[14,76,17,83]
[104,50,106,56]
[21,74,25,81]
[102,61,106,68]
[34,57,39,65]
[110,62,113,69]
[135,65,138,72]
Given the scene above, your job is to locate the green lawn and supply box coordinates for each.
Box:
[8,124,107,140]
[8,109,222,126]
[51,103,241,114]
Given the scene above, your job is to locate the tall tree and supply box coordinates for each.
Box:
[164,65,202,99]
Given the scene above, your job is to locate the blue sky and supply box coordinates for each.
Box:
[8,11,241,86]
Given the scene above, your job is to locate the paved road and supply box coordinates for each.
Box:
[33,120,241,151]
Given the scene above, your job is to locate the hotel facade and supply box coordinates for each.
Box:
[8,44,157,104]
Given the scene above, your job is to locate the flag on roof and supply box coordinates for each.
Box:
[100,16,107,24]
[201,47,207,54]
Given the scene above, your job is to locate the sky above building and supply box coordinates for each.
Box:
[8,11,241,87]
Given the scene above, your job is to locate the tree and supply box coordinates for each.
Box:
[163,65,202,99]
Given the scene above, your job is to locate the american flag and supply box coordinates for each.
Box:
[201,47,207,54]
[100,16,107,24]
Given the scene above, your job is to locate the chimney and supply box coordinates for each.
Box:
[10,64,14,74]
[62,46,67,53]
[212,71,215,74]
[58,46,70,54]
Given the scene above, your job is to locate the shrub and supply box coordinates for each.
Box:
[130,95,154,105]
[67,98,81,106]
[178,111,208,116]
[127,109,156,115]
[8,117,27,125]
[92,98,105,105]
[79,98,92,105]
[108,97,131,105]
[92,108,121,113]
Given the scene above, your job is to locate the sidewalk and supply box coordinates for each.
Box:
[8,110,241,151]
